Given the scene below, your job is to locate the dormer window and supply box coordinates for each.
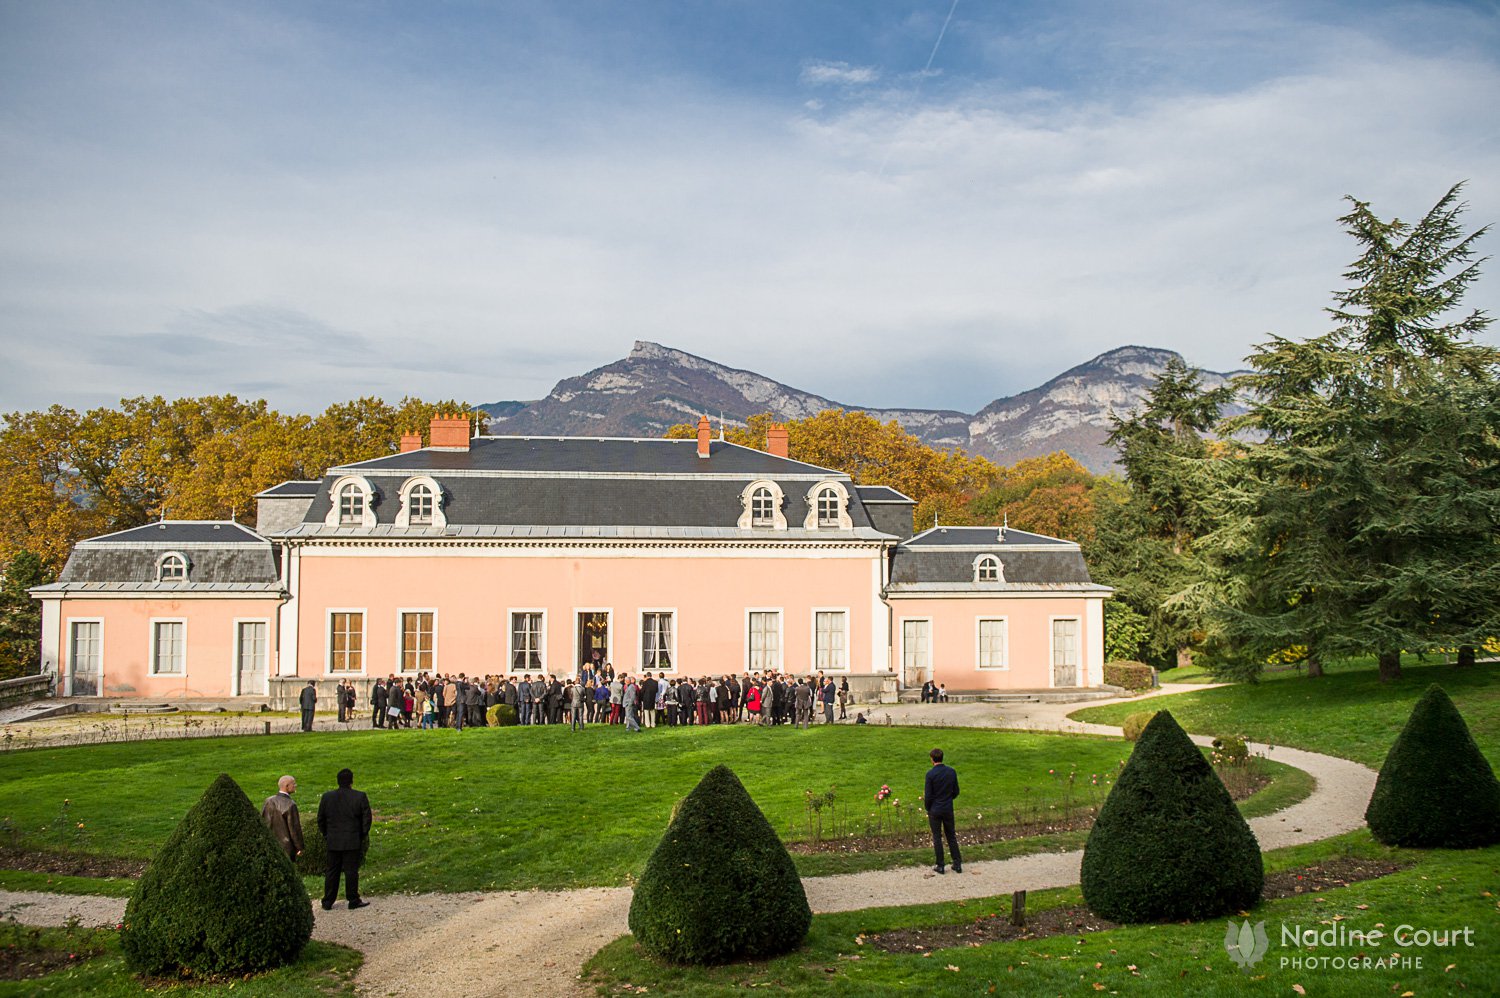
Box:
[751,487,775,527]
[338,487,365,524]
[816,488,840,526]
[157,552,188,583]
[396,476,447,529]
[323,476,378,529]
[802,480,853,530]
[975,554,1003,583]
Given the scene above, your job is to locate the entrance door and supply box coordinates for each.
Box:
[1052,618,1080,687]
[69,621,100,696]
[902,619,930,689]
[577,611,610,674]
[237,621,267,695]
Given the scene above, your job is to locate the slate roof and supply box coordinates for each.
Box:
[888,525,1109,592]
[254,480,321,498]
[902,525,1073,547]
[44,521,281,589]
[296,437,894,538]
[855,485,914,503]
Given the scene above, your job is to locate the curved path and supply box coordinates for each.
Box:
[0,686,1377,997]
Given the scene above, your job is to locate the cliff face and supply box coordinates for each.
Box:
[482,341,1243,473]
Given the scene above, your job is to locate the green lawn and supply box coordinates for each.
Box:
[1075,659,1500,767]
[583,831,1500,997]
[0,931,360,997]
[0,725,1143,895]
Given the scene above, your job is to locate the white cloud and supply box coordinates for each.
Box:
[801,60,881,86]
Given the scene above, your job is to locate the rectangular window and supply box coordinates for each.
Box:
[400,612,434,672]
[70,621,101,695]
[236,621,266,671]
[329,612,363,672]
[641,611,674,670]
[511,612,543,671]
[977,618,1008,669]
[1052,617,1080,686]
[748,611,781,670]
[901,619,930,675]
[814,610,847,670]
[152,620,185,675]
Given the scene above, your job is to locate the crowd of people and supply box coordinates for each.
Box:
[336,666,863,732]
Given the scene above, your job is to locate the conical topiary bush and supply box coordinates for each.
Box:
[1366,684,1500,848]
[1081,710,1263,922]
[628,764,810,964]
[121,773,313,977]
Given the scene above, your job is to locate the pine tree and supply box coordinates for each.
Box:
[628,765,810,964]
[1206,185,1500,681]
[0,550,51,680]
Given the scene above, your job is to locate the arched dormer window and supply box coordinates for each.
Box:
[157,551,189,583]
[975,554,1004,584]
[324,476,378,529]
[802,480,853,530]
[396,476,447,529]
[737,480,787,530]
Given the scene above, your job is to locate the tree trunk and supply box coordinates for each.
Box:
[1176,645,1193,670]
[1377,650,1402,683]
[1306,655,1324,678]
[1457,645,1476,668]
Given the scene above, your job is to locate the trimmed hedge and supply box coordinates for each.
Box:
[1121,711,1157,742]
[628,765,810,964]
[1366,684,1500,848]
[1104,661,1154,691]
[122,773,312,977]
[1081,710,1263,922]
[488,703,519,726]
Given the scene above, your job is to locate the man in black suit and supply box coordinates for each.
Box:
[371,679,388,728]
[923,748,962,875]
[299,681,317,732]
[317,767,373,910]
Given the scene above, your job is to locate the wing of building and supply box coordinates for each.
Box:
[31,415,1111,704]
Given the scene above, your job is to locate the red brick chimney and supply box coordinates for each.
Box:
[399,430,422,453]
[696,414,712,459]
[767,424,789,459]
[430,413,471,451]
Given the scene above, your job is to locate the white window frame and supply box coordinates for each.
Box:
[975,616,1009,670]
[325,608,367,675]
[810,607,850,672]
[149,617,188,676]
[156,551,190,583]
[232,617,271,696]
[573,607,613,677]
[899,616,932,680]
[396,608,438,674]
[639,608,678,674]
[745,607,784,672]
[974,554,1004,583]
[737,480,788,530]
[507,608,547,675]
[802,480,853,530]
[324,475,377,528]
[65,617,104,697]
[395,475,447,529]
[1049,615,1082,689]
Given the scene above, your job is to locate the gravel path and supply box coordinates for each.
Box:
[0,686,1377,997]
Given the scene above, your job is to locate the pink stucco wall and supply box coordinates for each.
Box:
[891,596,1101,690]
[293,550,880,678]
[53,597,282,698]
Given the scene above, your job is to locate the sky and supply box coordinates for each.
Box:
[2,0,1498,415]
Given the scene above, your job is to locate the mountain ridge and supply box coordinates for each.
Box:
[482,341,1244,473]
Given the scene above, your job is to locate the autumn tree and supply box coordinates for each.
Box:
[969,451,1106,544]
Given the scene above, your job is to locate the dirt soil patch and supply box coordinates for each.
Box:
[0,942,103,981]
[865,856,1407,954]
[0,846,147,879]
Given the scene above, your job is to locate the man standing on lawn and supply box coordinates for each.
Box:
[299,680,317,731]
[924,748,962,874]
[261,775,304,861]
[318,767,372,910]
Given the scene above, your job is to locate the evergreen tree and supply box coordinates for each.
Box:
[1209,185,1499,681]
[1096,359,1231,669]
[0,550,52,680]
[1366,685,1500,848]
[628,765,810,964]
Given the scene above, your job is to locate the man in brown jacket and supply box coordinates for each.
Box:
[261,775,304,861]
